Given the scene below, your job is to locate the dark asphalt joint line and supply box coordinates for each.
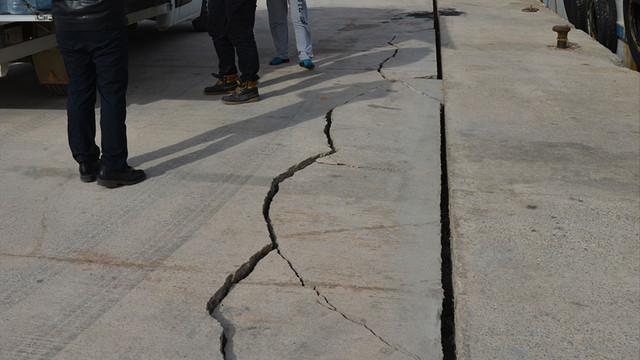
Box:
[439,103,457,359]
[433,0,456,357]
[433,0,443,80]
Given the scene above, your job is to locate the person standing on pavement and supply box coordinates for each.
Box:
[52,0,146,188]
[204,0,261,104]
[267,0,314,69]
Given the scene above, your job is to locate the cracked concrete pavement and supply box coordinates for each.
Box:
[1,1,442,359]
[4,0,636,358]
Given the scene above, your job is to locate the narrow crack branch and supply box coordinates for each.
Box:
[378,36,443,103]
[313,286,422,360]
[315,159,395,172]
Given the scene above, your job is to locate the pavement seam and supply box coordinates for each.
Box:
[439,102,456,359]
[433,0,457,358]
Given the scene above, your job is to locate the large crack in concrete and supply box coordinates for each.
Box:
[206,111,335,359]
[206,36,427,359]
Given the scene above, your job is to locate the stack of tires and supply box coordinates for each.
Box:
[564,0,640,68]
[623,0,640,67]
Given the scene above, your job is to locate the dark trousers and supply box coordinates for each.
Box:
[56,28,129,170]
[208,0,260,82]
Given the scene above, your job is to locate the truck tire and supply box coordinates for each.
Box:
[564,0,588,31]
[192,0,208,32]
[44,84,68,96]
[587,0,618,52]
[624,0,640,66]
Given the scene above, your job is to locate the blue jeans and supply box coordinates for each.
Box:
[56,27,129,170]
[208,0,260,82]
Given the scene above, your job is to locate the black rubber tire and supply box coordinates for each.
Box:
[624,0,640,67]
[587,0,618,52]
[192,0,208,32]
[44,84,68,96]
[564,0,588,31]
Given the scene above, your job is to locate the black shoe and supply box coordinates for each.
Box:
[79,159,101,182]
[97,165,146,188]
[221,80,260,105]
[204,73,238,95]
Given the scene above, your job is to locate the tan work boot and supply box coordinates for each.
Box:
[204,73,238,95]
[221,80,260,105]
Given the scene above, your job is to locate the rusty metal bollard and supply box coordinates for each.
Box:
[552,25,571,49]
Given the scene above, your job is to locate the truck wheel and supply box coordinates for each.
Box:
[564,0,588,31]
[624,0,640,67]
[44,84,68,96]
[192,0,208,32]
[587,0,618,52]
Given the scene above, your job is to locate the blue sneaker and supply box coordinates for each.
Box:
[269,57,290,65]
[299,59,315,69]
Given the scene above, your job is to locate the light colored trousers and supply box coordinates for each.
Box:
[267,0,313,60]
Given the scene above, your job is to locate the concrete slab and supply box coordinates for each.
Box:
[208,7,443,357]
[217,78,443,359]
[440,0,640,358]
[0,1,441,359]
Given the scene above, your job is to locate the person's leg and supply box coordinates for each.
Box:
[220,0,260,104]
[93,27,129,171]
[92,27,145,188]
[289,0,313,61]
[56,31,100,165]
[267,0,289,61]
[203,0,238,94]
[226,0,260,82]
[209,0,238,76]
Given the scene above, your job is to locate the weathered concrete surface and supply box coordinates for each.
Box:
[0,1,441,359]
[440,0,640,358]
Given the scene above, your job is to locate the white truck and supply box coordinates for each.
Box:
[0,0,208,94]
